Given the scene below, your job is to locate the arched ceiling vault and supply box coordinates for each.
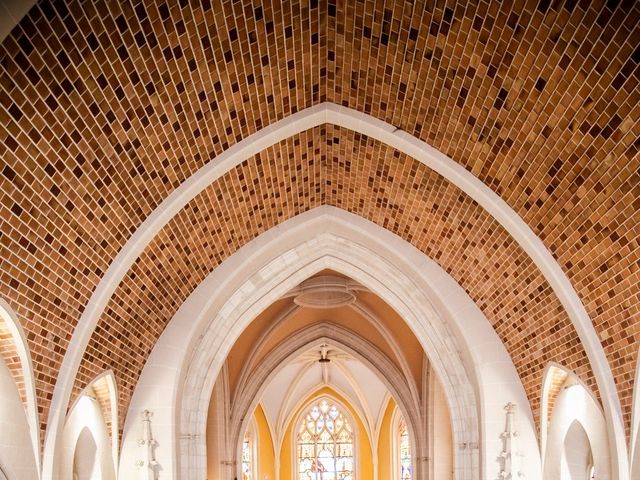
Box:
[225,284,425,402]
[0,0,638,448]
[72,125,599,431]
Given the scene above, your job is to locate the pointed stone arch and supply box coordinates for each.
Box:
[62,370,118,480]
[542,364,610,480]
[44,103,625,480]
[229,323,422,477]
[119,207,541,480]
[0,299,39,476]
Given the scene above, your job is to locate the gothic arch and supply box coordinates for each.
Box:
[287,392,362,480]
[43,104,625,480]
[179,234,478,479]
[0,299,39,478]
[229,324,422,477]
[543,365,610,480]
[118,207,540,480]
[61,371,117,480]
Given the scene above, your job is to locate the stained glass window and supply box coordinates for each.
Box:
[241,428,253,480]
[297,399,354,480]
[399,418,411,480]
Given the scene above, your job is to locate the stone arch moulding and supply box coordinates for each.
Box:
[117,207,541,480]
[177,225,479,479]
[61,395,114,480]
[0,298,40,475]
[260,353,383,458]
[540,362,604,467]
[42,104,626,479]
[630,352,640,480]
[228,324,420,477]
[230,299,422,433]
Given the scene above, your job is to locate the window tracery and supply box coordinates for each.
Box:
[391,407,412,480]
[297,398,354,480]
[399,418,411,480]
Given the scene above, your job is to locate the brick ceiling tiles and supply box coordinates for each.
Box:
[76,126,596,435]
[0,0,638,443]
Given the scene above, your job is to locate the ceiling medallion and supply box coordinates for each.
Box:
[285,275,363,309]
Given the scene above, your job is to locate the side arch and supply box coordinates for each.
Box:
[0,299,39,476]
[61,371,118,480]
[542,364,610,480]
[72,427,98,480]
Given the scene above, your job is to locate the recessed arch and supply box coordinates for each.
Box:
[229,324,421,470]
[268,360,382,452]
[239,414,259,480]
[390,403,414,480]
[543,365,610,480]
[43,103,625,480]
[180,236,477,479]
[541,363,603,466]
[72,427,98,480]
[230,298,423,427]
[288,393,361,480]
[0,299,39,477]
[561,420,593,480]
[118,207,541,480]
[61,371,118,480]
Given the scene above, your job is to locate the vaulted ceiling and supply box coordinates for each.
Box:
[0,0,638,447]
[219,275,434,454]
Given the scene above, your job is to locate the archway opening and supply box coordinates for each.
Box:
[542,365,610,480]
[61,378,117,480]
[561,420,593,480]
[72,427,98,480]
[205,271,454,480]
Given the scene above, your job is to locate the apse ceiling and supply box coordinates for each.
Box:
[0,0,638,446]
[258,344,391,450]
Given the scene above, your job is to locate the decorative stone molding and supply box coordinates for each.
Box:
[118,208,541,480]
[179,234,479,479]
[137,410,159,480]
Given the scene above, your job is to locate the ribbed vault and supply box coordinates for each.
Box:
[0,0,638,449]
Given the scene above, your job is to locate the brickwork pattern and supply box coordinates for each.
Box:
[76,127,596,436]
[0,0,638,444]
[0,315,26,407]
[546,367,569,425]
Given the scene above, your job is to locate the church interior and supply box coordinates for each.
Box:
[0,0,638,479]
